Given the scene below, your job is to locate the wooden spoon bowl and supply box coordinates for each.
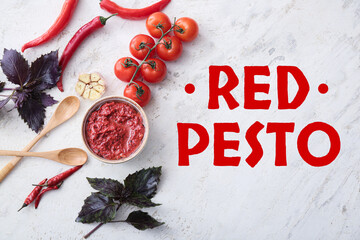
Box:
[58,148,88,165]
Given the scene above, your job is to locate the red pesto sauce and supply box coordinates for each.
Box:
[86,101,145,160]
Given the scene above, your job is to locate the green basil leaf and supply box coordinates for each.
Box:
[125,210,164,230]
[76,192,117,223]
[87,177,124,199]
[125,193,161,208]
[124,167,161,199]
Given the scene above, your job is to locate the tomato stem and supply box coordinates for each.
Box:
[130,81,141,89]
[135,42,152,51]
[128,18,177,86]
[120,57,138,68]
[174,24,184,34]
[146,60,156,69]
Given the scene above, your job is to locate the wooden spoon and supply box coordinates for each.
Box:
[0,148,87,166]
[0,96,80,182]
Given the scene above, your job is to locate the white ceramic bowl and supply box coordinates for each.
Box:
[82,96,149,164]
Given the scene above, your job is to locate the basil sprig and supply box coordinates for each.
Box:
[0,49,60,132]
[76,167,164,237]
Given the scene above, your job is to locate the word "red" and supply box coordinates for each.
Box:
[208,66,309,110]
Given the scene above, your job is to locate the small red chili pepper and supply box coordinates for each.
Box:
[21,0,79,52]
[56,14,116,91]
[18,178,47,212]
[99,0,171,20]
[45,165,82,187]
[34,182,63,209]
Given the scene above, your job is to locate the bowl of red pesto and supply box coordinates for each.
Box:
[82,96,149,163]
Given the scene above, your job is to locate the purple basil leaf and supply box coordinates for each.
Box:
[0,82,5,92]
[17,94,45,133]
[87,178,124,199]
[28,50,61,91]
[125,193,160,208]
[40,93,57,107]
[124,167,162,199]
[0,96,11,109]
[1,49,29,86]
[125,211,164,230]
[14,91,28,108]
[75,192,117,224]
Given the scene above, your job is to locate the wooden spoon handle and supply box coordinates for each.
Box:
[0,150,45,157]
[0,133,44,182]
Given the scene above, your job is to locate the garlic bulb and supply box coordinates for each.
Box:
[75,73,105,100]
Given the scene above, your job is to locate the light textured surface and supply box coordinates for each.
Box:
[0,0,360,239]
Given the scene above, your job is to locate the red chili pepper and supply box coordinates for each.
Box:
[18,178,47,212]
[99,0,171,20]
[21,0,79,52]
[56,14,116,91]
[34,182,63,209]
[46,165,82,187]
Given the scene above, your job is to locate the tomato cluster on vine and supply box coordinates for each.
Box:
[114,12,199,107]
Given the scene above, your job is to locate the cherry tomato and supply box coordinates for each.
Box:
[156,36,183,61]
[140,58,167,83]
[129,34,155,60]
[146,12,172,38]
[124,81,151,107]
[114,57,140,82]
[174,17,199,42]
